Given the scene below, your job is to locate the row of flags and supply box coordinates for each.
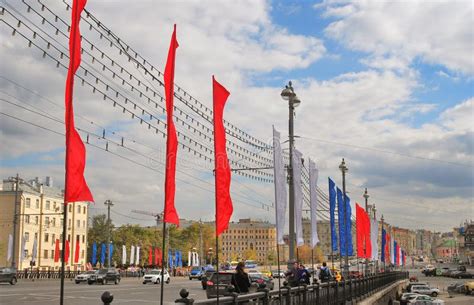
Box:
[273,128,320,248]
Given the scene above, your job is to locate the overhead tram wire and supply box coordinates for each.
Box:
[0,96,273,209]
[0,12,273,183]
[31,0,273,165]
[0,111,275,212]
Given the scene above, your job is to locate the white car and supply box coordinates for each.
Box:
[142,269,170,284]
[411,285,440,297]
[247,269,262,275]
[75,270,98,284]
[408,294,445,304]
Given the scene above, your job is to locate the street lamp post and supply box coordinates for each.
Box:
[339,158,349,278]
[363,188,369,275]
[208,248,213,265]
[381,214,385,272]
[280,81,301,263]
[104,200,114,268]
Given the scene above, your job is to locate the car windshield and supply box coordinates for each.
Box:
[0,268,12,273]
[148,270,161,275]
[191,267,201,271]
[98,269,108,274]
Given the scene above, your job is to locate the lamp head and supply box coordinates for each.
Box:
[280,86,294,101]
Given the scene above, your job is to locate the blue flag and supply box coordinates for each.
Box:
[109,243,114,264]
[328,178,338,252]
[337,187,346,256]
[345,194,353,256]
[381,229,386,263]
[168,250,173,268]
[91,242,97,265]
[100,243,106,266]
[178,251,183,267]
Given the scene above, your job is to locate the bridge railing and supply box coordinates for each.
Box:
[173,271,408,305]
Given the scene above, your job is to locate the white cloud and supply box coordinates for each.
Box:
[318,0,474,75]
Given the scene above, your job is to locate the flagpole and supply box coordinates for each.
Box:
[59,203,68,305]
[160,221,166,305]
[311,248,315,284]
[276,244,282,300]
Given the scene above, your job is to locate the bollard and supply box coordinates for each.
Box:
[101,291,114,305]
[175,288,194,304]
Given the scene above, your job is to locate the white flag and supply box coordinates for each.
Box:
[273,127,287,245]
[196,253,199,266]
[31,236,38,263]
[390,235,395,265]
[292,148,304,246]
[370,217,379,261]
[7,234,13,261]
[135,246,140,265]
[130,245,135,265]
[309,159,320,248]
[20,235,26,261]
[188,251,191,267]
[122,245,127,265]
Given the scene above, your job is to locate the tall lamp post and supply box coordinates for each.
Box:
[363,188,369,275]
[339,158,349,278]
[104,200,114,267]
[280,81,301,262]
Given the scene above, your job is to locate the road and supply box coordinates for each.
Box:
[0,277,207,305]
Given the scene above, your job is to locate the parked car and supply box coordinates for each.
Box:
[407,294,444,304]
[249,273,274,290]
[0,267,17,285]
[406,282,429,292]
[447,282,465,294]
[411,285,440,297]
[88,268,120,285]
[142,269,170,284]
[400,292,421,305]
[271,270,285,278]
[205,272,236,299]
[247,269,261,275]
[200,269,216,290]
[75,270,98,284]
[189,266,205,280]
[451,271,473,279]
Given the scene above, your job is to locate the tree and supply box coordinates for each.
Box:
[242,248,257,261]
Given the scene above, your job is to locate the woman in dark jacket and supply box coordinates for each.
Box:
[232,262,251,293]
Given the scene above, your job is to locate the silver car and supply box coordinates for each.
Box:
[75,270,98,284]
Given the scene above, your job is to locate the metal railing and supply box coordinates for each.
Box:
[174,271,408,305]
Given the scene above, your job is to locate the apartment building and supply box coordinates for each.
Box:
[0,176,89,270]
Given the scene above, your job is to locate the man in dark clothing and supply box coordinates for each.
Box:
[297,264,311,285]
[285,261,299,287]
[232,262,250,293]
[319,262,332,283]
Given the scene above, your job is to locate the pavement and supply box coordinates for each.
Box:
[0,277,207,305]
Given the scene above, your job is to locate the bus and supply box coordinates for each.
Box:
[244,260,257,269]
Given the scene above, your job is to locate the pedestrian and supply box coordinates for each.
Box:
[319,262,332,283]
[231,262,251,294]
[285,261,299,287]
[297,264,311,285]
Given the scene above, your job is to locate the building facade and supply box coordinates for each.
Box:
[0,176,89,271]
[220,218,276,264]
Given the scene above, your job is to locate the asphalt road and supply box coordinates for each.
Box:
[0,277,207,305]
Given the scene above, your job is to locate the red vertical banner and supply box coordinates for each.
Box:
[65,240,70,263]
[364,211,372,258]
[356,203,365,258]
[64,0,93,204]
[163,25,180,226]
[148,247,153,266]
[74,239,80,263]
[54,239,60,262]
[154,248,159,266]
[385,233,390,263]
[212,76,233,236]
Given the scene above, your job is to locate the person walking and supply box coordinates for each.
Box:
[285,261,299,287]
[319,262,333,283]
[232,262,251,294]
[297,264,311,285]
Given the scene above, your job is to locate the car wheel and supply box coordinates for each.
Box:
[10,277,17,285]
[431,292,438,297]
[88,281,93,285]
[156,279,160,284]
[75,281,80,284]
[166,278,170,284]
[143,281,147,284]
[189,277,192,280]
[458,276,462,279]
[102,280,105,285]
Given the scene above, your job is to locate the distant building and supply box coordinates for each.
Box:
[435,239,457,261]
[220,218,276,264]
[0,176,89,271]
[457,221,474,265]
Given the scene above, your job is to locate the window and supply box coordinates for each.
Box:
[81,250,85,259]
[83,206,86,214]
[83,220,86,228]
[34,232,38,240]
[52,218,56,227]
[25,198,31,208]
[44,250,48,259]
[82,235,85,243]
[45,200,50,210]
[68,219,71,228]
[77,205,81,214]
[68,205,72,213]
[45,217,50,227]
[51,250,55,260]
[77,220,80,228]
[44,233,49,243]
[35,216,39,225]
[35,199,39,209]
[52,234,55,244]
[53,202,56,211]
[24,249,29,258]
[25,232,30,242]
[25,215,30,224]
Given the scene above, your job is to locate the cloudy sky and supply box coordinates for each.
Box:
[1,0,472,233]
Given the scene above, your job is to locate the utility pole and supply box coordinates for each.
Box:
[104,200,114,268]
[11,174,20,268]
[199,219,203,267]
